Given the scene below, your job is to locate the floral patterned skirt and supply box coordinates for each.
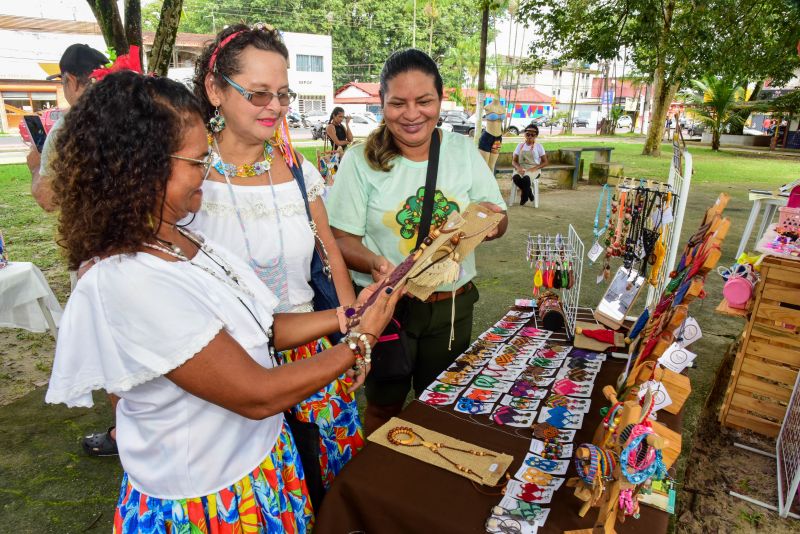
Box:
[279,336,365,489]
[113,424,313,534]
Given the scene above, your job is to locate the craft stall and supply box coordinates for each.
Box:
[314,189,731,533]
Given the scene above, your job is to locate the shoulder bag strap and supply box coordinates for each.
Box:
[415,128,441,250]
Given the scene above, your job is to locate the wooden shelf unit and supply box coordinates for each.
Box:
[719,256,800,437]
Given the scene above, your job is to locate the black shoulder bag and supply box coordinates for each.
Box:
[369,129,441,381]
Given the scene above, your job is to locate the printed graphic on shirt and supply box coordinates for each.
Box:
[394,186,460,241]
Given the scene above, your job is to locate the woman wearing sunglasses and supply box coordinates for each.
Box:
[189,25,362,507]
[512,123,548,207]
[46,71,401,532]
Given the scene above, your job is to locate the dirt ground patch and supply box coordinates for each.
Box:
[675,345,800,533]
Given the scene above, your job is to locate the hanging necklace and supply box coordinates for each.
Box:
[144,228,254,298]
[387,426,496,481]
[213,139,291,311]
[211,139,274,178]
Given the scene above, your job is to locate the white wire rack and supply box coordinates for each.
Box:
[526,225,585,338]
[645,142,692,309]
[777,372,800,517]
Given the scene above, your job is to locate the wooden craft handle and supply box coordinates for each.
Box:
[603,385,619,404]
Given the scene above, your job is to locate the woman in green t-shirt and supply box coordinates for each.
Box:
[327,49,508,433]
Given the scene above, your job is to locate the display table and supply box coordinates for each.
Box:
[735,190,789,257]
[315,309,680,534]
[0,262,62,338]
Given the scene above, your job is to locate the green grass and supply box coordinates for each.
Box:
[501,140,800,185]
[0,141,796,531]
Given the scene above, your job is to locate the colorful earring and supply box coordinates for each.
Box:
[209,107,226,133]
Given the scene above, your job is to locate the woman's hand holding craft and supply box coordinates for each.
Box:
[479,201,508,241]
[370,254,395,282]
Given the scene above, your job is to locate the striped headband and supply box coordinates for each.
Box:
[208,31,245,71]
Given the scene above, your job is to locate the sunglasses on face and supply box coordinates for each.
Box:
[221,74,297,107]
[170,149,214,180]
[525,132,538,138]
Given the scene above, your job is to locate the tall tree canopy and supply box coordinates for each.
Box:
[144,0,489,88]
[517,0,800,156]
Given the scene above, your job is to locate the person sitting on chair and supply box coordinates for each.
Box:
[512,123,548,207]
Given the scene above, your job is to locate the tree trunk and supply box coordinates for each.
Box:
[473,4,489,145]
[147,0,184,76]
[86,0,129,54]
[124,0,143,65]
[712,129,720,150]
[642,78,680,156]
[642,0,675,156]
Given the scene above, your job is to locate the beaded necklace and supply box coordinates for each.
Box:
[210,139,274,178]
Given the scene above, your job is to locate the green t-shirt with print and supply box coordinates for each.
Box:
[327,130,507,290]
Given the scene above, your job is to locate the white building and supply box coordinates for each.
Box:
[0,15,334,132]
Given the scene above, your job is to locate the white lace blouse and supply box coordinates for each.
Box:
[188,159,326,312]
[46,239,283,499]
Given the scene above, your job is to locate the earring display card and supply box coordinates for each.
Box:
[657,342,698,374]
[520,452,571,475]
[504,480,557,504]
[552,378,592,398]
[491,405,538,427]
[535,346,571,359]
[528,439,574,459]
[518,327,553,338]
[480,332,514,343]
[461,386,504,404]
[425,381,466,396]
[499,395,541,412]
[527,357,564,369]
[485,514,539,534]
[544,394,592,413]
[494,498,551,528]
[454,396,495,415]
[471,375,515,392]
[519,366,558,378]
[638,380,674,413]
[509,380,550,399]
[514,465,567,491]
[419,389,460,406]
[677,316,702,348]
[520,376,556,388]
[555,367,599,382]
[481,363,525,381]
[504,310,535,319]
[537,407,586,429]
[437,369,479,386]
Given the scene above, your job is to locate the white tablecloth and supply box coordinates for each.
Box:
[0,262,62,333]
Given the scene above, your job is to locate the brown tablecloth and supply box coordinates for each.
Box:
[315,356,680,534]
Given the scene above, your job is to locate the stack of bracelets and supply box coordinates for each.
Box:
[619,424,667,485]
[574,444,617,485]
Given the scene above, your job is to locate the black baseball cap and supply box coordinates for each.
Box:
[46,44,108,80]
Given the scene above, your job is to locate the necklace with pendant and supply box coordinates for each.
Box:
[210,140,274,178]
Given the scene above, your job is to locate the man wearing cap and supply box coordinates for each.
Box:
[27,44,108,211]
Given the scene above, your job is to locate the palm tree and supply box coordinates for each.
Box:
[689,75,745,151]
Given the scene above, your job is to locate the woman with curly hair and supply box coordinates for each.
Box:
[189,24,363,507]
[45,70,401,532]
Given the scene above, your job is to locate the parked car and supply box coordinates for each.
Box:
[348,113,380,137]
[616,115,633,128]
[441,112,474,135]
[19,107,63,144]
[572,118,590,127]
[687,122,705,137]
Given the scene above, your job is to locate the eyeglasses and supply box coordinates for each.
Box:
[525,132,538,138]
[221,74,297,107]
[170,150,214,181]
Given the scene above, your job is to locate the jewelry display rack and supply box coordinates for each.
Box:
[526,225,584,338]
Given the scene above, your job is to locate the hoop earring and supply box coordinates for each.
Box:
[209,107,226,133]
